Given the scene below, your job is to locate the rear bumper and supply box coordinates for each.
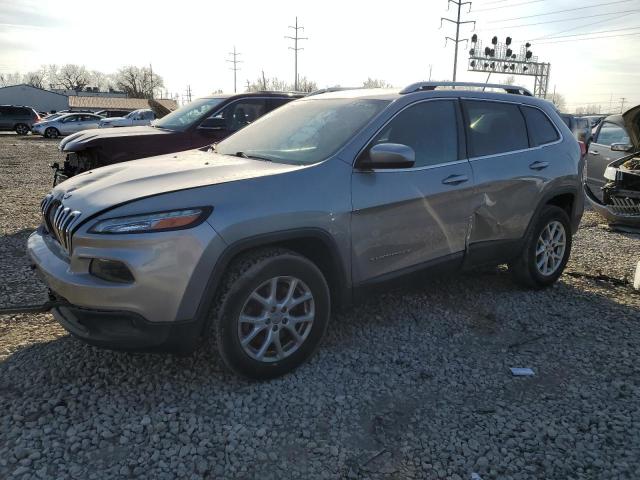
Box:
[53,304,201,352]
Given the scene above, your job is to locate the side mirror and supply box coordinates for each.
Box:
[611,143,633,152]
[359,143,415,169]
[199,117,227,130]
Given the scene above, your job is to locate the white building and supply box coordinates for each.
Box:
[0,84,68,113]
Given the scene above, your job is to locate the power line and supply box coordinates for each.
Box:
[531,11,637,40]
[441,0,476,81]
[488,0,634,22]
[489,9,640,28]
[285,16,308,91]
[226,46,242,93]
[536,31,640,44]
[474,0,545,13]
[541,25,640,39]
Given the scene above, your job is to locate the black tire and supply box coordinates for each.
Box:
[14,124,29,135]
[44,127,59,139]
[209,248,330,379]
[509,205,572,289]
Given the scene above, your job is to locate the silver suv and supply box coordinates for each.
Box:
[28,82,583,379]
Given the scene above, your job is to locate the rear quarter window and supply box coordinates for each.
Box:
[463,100,529,157]
[521,106,560,147]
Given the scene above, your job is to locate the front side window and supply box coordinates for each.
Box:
[215,98,390,165]
[522,106,559,147]
[596,122,629,145]
[153,97,225,131]
[464,100,529,157]
[211,99,267,132]
[362,100,458,168]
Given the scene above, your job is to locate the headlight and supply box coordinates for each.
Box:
[89,207,212,234]
[604,166,618,181]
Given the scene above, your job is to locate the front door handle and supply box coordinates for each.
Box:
[442,174,469,185]
[589,150,599,155]
[529,161,549,171]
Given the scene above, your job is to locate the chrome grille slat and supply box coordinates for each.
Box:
[39,195,82,254]
[610,196,640,216]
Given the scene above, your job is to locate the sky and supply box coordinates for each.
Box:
[0,0,638,113]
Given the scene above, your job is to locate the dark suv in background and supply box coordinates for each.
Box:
[0,105,40,135]
[54,91,305,183]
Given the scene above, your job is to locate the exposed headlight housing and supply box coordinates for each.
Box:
[89,207,212,234]
[604,166,618,181]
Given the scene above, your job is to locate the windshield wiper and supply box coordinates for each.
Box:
[234,151,272,162]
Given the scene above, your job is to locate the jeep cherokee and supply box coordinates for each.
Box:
[28,82,584,379]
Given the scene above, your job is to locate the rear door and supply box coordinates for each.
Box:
[585,121,631,196]
[0,106,10,129]
[59,115,82,134]
[461,100,558,247]
[351,99,476,284]
[78,114,101,130]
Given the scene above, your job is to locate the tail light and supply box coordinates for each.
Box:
[578,141,586,158]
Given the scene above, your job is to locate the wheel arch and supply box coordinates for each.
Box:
[186,228,351,338]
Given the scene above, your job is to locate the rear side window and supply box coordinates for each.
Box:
[463,100,529,157]
[597,122,630,145]
[521,106,559,147]
[366,100,458,168]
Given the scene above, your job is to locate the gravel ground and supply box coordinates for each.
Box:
[1,133,639,480]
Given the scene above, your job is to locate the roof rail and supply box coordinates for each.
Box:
[399,81,533,96]
[306,86,361,96]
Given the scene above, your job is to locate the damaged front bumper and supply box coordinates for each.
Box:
[585,155,640,227]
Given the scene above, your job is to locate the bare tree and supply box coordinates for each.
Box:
[89,70,113,91]
[503,75,516,85]
[362,78,394,88]
[550,93,566,112]
[0,72,23,87]
[245,75,316,93]
[55,64,90,91]
[23,69,47,89]
[115,65,164,98]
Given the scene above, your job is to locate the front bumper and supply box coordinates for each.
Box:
[585,184,640,228]
[52,304,201,351]
[28,221,227,347]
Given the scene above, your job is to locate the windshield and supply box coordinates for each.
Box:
[154,97,225,131]
[215,98,390,164]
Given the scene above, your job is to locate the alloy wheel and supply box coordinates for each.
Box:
[238,276,315,363]
[535,220,566,276]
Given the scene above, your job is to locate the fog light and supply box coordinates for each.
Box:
[89,259,134,284]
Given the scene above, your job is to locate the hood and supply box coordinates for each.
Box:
[59,125,171,152]
[623,104,640,149]
[49,148,305,219]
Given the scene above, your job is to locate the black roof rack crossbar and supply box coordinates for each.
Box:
[399,81,533,96]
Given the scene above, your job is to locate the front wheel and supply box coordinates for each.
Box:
[210,248,330,379]
[44,127,60,139]
[509,205,572,289]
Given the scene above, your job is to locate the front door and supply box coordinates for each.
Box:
[192,98,268,148]
[585,120,631,199]
[351,99,475,284]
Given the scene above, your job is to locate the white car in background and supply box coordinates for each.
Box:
[98,109,156,128]
[31,113,103,138]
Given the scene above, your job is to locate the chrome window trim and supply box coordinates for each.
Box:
[462,98,563,161]
[354,97,464,172]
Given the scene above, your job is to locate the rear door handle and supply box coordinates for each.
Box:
[529,161,549,171]
[589,150,599,155]
[442,174,469,185]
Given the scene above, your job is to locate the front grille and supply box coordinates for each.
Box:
[610,196,640,216]
[40,194,82,253]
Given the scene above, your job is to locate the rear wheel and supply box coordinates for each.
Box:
[14,124,29,135]
[209,248,330,379]
[509,205,572,289]
[44,127,60,139]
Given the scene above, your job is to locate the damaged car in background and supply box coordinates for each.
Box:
[584,105,640,227]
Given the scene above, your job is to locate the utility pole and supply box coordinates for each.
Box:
[261,70,267,90]
[620,97,626,113]
[428,64,433,81]
[227,46,242,93]
[441,0,475,82]
[149,63,153,99]
[184,85,192,104]
[285,16,308,91]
